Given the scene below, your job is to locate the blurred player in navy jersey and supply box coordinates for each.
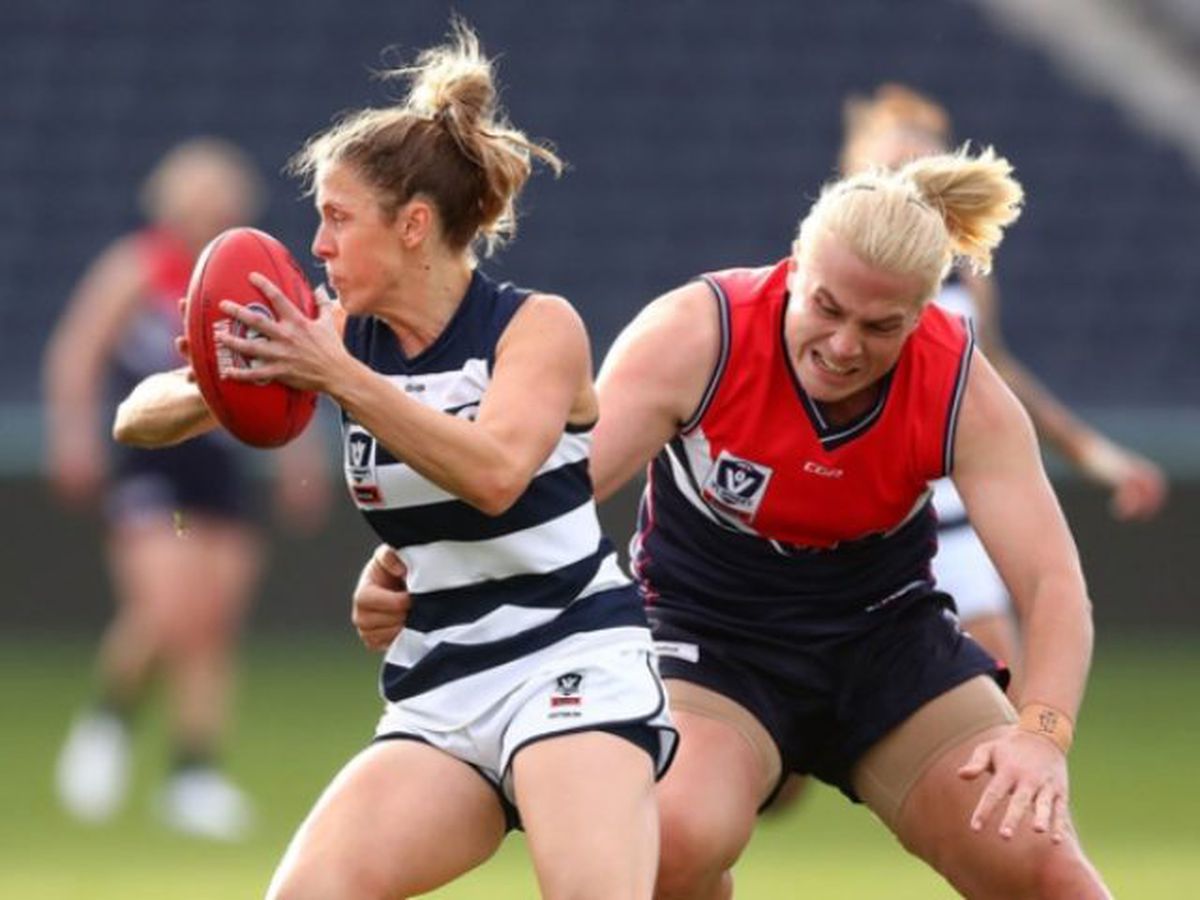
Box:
[44,137,330,840]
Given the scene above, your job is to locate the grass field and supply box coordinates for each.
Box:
[2,633,1196,898]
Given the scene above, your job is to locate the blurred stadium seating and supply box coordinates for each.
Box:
[2,0,1198,632]
[3,0,1199,432]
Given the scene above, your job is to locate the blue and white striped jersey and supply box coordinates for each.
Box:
[341,270,644,710]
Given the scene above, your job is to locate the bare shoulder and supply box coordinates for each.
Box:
[955,349,1035,467]
[518,291,587,330]
[598,280,722,424]
[501,290,585,348]
[86,234,151,291]
[610,280,721,366]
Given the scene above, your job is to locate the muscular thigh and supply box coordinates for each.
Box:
[882,720,1094,899]
[269,739,507,899]
[514,731,658,900]
[853,675,1015,830]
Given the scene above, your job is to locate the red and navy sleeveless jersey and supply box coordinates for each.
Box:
[632,259,974,627]
[112,228,195,384]
[137,228,193,315]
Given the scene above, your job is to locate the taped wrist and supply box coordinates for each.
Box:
[1018,702,1074,755]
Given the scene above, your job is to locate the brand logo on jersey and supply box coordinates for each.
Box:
[345,427,382,506]
[654,641,699,664]
[550,671,584,717]
[701,451,773,522]
[802,460,844,478]
[444,400,481,421]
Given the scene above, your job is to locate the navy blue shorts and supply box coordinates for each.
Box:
[650,592,1007,801]
[107,435,257,525]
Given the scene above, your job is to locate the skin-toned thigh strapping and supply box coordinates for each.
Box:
[853,674,1016,829]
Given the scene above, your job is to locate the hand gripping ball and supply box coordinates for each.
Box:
[185,227,318,447]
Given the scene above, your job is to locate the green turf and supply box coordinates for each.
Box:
[2,633,1196,898]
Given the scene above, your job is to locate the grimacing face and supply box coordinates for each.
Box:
[784,233,925,414]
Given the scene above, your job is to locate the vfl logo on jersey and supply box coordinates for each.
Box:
[701,450,773,522]
[345,427,382,506]
[549,671,584,718]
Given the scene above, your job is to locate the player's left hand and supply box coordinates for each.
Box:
[957,727,1071,843]
[215,273,349,393]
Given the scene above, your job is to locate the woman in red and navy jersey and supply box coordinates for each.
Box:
[44,139,329,840]
[590,147,1111,897]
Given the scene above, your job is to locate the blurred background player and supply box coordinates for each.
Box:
[43,137,330,840]
[839,84,1168,691]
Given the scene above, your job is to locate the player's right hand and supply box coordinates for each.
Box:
[352,544,410,651]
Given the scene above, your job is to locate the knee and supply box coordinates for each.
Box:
[654,802,749,899]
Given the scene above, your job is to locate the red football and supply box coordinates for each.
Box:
[185,227,318,448]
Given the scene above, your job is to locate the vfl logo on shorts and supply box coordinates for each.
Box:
[549,671,584,719]
[345,427,382,506]
[701,450,773,522]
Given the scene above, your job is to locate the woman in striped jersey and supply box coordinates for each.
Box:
[114,22,675,900]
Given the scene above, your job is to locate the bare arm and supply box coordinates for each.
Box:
[965,271,1166,520]
[953,350,1094,840]
[43,238,150,502]
[112,367,218,447]
[219,277,594,516]
[592,281,722,501]
[953,349,1092,719]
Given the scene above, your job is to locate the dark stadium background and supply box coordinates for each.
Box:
[2,2,1197,897]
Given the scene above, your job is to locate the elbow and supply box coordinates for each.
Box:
[111,402,140,446]
[112,401,169,448]
[466,467,529,517]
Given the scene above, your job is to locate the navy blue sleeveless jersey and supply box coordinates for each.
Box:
[340,270,646,706]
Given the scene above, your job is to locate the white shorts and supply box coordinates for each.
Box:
[374,627,677,806]
[933,522,1010,622]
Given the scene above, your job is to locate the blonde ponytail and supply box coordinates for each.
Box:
[901,145,1023,275]
[796,145,1023,300]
